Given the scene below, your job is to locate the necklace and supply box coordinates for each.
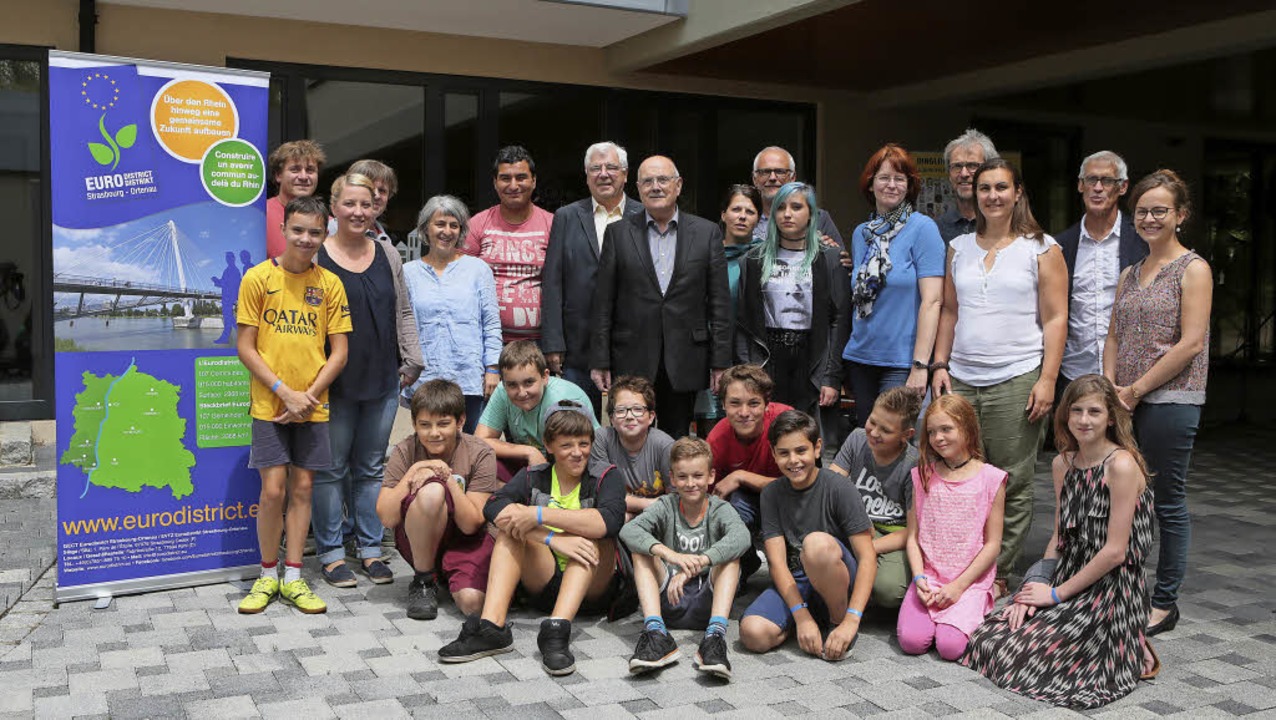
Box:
[942,455,973,470]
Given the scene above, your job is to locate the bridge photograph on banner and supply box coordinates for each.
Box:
[48,51,269,603]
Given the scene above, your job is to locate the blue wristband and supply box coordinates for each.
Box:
[846,607,863,618]
[913,574,927,584]
[270,379,282,393]
[537,506,543,525]
[1050,586,1061,604]
[544,531,555,546]
[789,602,808,614]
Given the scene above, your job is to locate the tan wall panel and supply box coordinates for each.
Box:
[0,0,78,50]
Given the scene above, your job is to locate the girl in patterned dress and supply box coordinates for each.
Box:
[898,394,1007,661]
[962,375,1157,709]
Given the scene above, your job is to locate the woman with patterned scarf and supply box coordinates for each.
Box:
[842,144,946,424]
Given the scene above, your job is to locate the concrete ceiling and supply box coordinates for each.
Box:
[100,0,680,47]
[648,0,1276,105]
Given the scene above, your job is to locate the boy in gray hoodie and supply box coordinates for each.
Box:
[620,437,749,680]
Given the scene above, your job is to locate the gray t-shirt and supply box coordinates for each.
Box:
[590,426,675,498]
[762,248,813,330]
[760,467,872,572]
[832,428,917,529]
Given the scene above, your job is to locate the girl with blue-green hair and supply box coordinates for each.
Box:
[734,182,849,420]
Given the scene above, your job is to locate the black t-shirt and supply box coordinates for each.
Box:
[320,245,398,400]
[760,467,872,572]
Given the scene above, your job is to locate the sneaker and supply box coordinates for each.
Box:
[361,559,394,585]
[280,578,328,614]
[406,576,438,620]
[237,576,279,614]
[694,632,732,680]
[322,562,358,588]
[438,616,513,663]
[537,618,575,676]
[628,628,680,673]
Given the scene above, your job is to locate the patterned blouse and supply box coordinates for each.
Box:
[1111,251,1208,405]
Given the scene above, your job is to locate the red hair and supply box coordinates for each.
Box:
[918,393,984,492]
[859,143,922,208]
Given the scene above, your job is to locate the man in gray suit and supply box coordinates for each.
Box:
[541,141,642,415]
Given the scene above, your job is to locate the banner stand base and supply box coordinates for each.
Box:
[57,564,260,604]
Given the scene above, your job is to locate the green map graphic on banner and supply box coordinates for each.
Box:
[60,358,196,499]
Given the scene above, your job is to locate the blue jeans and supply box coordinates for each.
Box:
[845,362,910,426]
[1134,402,1200,609]
[312,391,398,565]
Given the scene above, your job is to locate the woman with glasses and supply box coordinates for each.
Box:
[589,375,675,521]
[313,173,425,589]
[930,159,1068,595]
[402,195,503,433]
[842,144,946,423]
[734,182,849,419]
[1104,170,1212,637]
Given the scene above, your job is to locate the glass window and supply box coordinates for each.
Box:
[498,90,602,212]
[444,92,479,211]
[304,79,425,243]
[0,58,45,412]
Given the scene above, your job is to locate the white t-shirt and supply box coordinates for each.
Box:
[762,248,813,331]
[949,232,1058,387]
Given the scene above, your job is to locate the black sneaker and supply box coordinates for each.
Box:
[321,561,358,588]
[406,576,438,620]
[694,632,732,680]
[628,628,680,673]
[537,618,575,676]
[438,616,513,663]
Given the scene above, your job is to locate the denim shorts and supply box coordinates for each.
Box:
[248,419,332,471]
[742,537,858,631]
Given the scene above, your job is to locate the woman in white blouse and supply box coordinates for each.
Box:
[930,158,1068,594]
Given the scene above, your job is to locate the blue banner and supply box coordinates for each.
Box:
[49,52,269,599]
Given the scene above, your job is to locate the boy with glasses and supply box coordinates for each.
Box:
[590,375,675,520]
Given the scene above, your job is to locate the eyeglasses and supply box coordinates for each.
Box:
[1082,176,1124,189]
[875,174,908,186]
[587,163,623,175]
[638,175,679,189]
[611,405,649,419]
[1134,207,1173,220]
[949,162,981,174]
[753,168,794,178]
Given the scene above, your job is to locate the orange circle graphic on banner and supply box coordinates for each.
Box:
[150,79,239,163]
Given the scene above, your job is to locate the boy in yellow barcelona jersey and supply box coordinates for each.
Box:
[236,195,352,615]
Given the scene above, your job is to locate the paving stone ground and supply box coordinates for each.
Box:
[1,424,1272,719]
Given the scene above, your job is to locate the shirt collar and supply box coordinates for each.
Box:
[645,209,679,230]
[592,196,625,217]
[1080,210,1122,243]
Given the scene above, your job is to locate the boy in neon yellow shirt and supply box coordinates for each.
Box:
[439,400,626,676]
[236,196,351,615]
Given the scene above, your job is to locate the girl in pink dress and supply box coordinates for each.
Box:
[898,393,1007,660]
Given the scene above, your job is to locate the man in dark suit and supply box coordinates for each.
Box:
[541,141,641,415]
[590,155,731,438]
[1055,150,1148,391]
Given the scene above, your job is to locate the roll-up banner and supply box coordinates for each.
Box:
[49,51,269,603]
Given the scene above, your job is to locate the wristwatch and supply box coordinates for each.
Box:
[912,360,928,370]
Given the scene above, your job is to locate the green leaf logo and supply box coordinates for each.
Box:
[115,124,137,149]
[88,142,115,166]
[86,113,135,171]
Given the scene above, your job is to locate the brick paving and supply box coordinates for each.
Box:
[0,425,1272,718]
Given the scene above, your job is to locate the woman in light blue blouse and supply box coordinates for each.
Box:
[402,195,503,432]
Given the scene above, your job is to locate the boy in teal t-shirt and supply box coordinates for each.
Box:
[476,341,598,474]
